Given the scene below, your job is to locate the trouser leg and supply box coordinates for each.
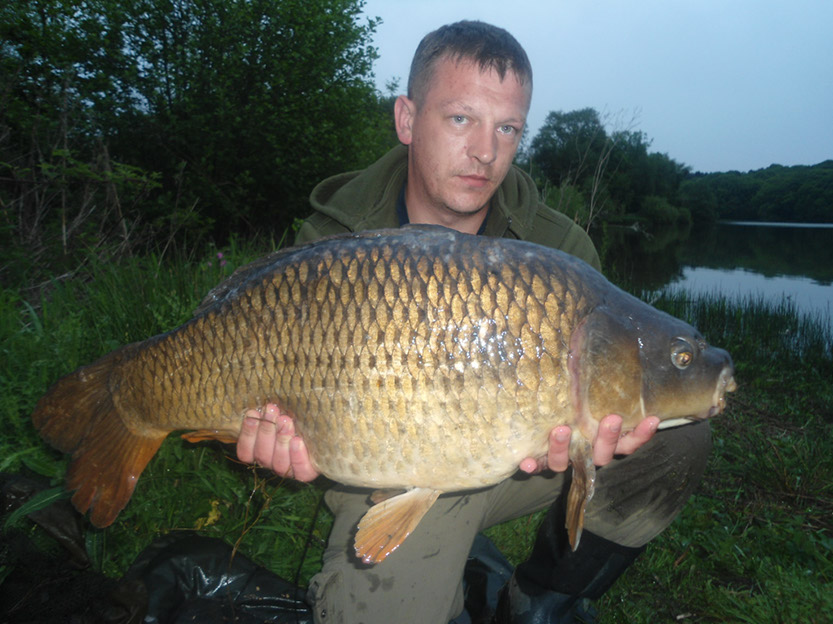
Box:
[307,486,486,624]
[306,469,570,624]
[583,419,712,547]
[501,421,713,623]
[307,421,712,624]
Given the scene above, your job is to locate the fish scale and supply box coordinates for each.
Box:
[32,225,736,563]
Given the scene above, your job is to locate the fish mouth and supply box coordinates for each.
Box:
[712,365,738,416]
[656,365,737,430]
[697,365,737,419]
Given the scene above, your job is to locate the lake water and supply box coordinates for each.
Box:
[603,221,833,324]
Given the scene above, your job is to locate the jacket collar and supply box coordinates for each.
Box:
[308,145,540,239]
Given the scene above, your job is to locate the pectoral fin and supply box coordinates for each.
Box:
[354,487,440,564]
[566,435,596,551]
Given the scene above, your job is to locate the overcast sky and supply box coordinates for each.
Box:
[360,0,832,174]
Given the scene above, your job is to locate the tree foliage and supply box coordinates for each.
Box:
[525,108,690,229]
[1,0,395,286]
[525,106,831,229]
[681,161,833,223]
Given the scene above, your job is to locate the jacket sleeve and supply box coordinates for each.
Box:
[524,203,601,271]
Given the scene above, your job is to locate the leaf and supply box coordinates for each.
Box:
[3,486,71,529]
[21,451,64,478]
[86,529,105,573]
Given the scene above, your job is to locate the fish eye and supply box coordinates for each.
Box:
[671,338,694,369]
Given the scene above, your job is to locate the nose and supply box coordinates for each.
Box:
[467,126,497,165]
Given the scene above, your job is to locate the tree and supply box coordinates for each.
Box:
[1,1,392,251]
[107,0,391,236]
[529,108,620,229]
[530,108,609,188]
[528,108,693,228]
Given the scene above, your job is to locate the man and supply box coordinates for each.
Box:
[237,21,711,623]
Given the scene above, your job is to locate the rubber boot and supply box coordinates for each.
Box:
[493,498,644,623]
[451,534,515,624]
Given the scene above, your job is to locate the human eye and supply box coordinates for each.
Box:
[450,114,468,126]
[498,124,518,136]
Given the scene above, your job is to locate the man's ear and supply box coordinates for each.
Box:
[394,95,416,145]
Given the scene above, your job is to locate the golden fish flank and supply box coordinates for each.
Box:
[32,225,736,564]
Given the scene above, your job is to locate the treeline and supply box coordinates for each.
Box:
[521,110,833,229]
[679,162,833,223]
[3,1,830,292]
[1,0,397,287]
[520,108,693,230]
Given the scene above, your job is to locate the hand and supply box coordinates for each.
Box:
[237,404,320,482]
[518,414,660,474]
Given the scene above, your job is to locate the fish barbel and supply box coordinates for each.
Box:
[32,225,736,563]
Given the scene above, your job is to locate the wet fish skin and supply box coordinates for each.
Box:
[32,225,736,563]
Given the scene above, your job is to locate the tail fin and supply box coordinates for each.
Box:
[32,346,167,527]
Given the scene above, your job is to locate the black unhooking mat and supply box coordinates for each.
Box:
[1,472,512,624]
[0,472,312,624]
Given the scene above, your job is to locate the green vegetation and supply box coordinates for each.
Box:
[523,108,694,230]
[681,161,833,223]
[524,110,832,230]
[2,2,831,621]
[3,1,829,294]
[0,242,336,585]
[490,290,833,622]
[1,0,398,287]
[1,245,830,622]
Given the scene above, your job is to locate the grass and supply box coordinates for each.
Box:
[1,248,831,622]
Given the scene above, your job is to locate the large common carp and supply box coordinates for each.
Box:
[32,225,736,564]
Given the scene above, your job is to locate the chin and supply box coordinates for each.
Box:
[444,196,491,217]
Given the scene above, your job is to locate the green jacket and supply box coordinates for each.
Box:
[296,145,601,270]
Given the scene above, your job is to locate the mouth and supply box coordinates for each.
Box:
[457,173,491,188]
[657,366,738,429]
[712,366,738,415]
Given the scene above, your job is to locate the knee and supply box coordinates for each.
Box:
[585,421,712,547]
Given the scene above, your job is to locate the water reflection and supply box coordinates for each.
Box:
[598,221,833,321]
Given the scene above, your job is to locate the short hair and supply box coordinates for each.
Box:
[408,20,533,104]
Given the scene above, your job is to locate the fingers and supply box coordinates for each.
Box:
[592,414,623,466]
[237,403,320,482]
[518,457,541,474]
[520,415,661,475]
[270,413,296,477]
[519,425,572,474]
[289,437,319,482]
[613,416,659,456]
[237,408,266,464]
[546,426,572,472]
[593,414,660,466]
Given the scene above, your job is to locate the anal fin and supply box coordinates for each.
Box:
[354,487,440,564]
[566,435,596,551]
[181,429,238,445]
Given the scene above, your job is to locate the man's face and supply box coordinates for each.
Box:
[395,57,531,226]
